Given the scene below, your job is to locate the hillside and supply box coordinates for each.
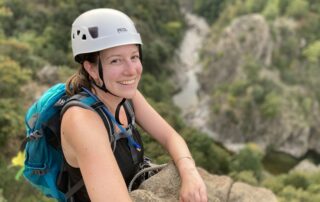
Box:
[1,0,320,201]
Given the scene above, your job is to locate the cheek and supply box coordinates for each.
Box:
[136,62,143,75]
[103,68,120,80]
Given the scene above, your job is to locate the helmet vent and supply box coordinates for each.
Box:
[88,27,98,39]
[82,34,86,40]
[77,30,80,35]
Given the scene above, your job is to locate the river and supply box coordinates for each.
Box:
[172,11,220,139]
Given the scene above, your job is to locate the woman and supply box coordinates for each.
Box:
[61,8,207,201]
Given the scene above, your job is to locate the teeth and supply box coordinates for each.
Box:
[120,79,135,85]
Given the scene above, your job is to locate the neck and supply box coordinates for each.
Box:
[92,86,123,112]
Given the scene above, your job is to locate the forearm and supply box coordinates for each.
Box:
[164,133,197,180]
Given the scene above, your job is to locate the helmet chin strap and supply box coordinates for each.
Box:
[94,55,126,125]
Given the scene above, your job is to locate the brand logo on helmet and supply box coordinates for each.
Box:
[117,28,127,33]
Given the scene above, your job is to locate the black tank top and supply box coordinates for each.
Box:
[63,101,144,202]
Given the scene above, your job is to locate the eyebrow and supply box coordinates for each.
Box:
[105,50,139,60]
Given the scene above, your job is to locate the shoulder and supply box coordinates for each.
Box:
[61,106,110,155]
[131,90,147,108]
[61,106,100,131]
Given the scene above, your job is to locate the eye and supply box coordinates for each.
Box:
[109,58,122,64]
[131,55,140,61]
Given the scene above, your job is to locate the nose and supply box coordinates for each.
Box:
[124,59,140,75]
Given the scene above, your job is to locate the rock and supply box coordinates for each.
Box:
[130,163,277,202]
[291,159,320,173]
[229,182,277,202]
[196,13,320,158]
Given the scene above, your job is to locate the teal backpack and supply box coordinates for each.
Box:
[22,83,141,201]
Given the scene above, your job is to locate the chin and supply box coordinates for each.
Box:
[119,90,137,99]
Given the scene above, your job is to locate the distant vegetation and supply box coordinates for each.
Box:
[1,0,319,201]
[193,0,320,201]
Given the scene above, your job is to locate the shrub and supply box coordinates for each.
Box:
[303,40,320,63]
[262,0,280,20]
[260,92,282,119]
[229,143,264,180]
[283,172,310,189]
[230,170,258,186]
[285,0,309,19]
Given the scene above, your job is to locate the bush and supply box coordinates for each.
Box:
[285,0,309,19]
[303,40,320,63]
[0,56,31,98]
[278,185,317,202]
[262,0,280,20]
[260,92,282,119]
[0,188,6,202]
[262,175,286,194]
[230,170,258,186]
[182,127,231,174]
[283,172,310,189]
[229,143,264,180]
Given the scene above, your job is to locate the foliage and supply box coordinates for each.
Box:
[243,0,267,14]
[230,170,258,186]
[262,171,320,202]
[0,56,31,97]
[303,40,320,63]
[0,56,30,147]
[259,91,282,119]
[285,0,309,19]
[191,0,320,201]
[193,0,225,23]
[141,99,231,174]
[229,144,264,180]
[262,0,280,20]
[181,128,230,174]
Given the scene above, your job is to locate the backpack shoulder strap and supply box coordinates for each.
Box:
[60,93,114,141]
[123,99,135,126]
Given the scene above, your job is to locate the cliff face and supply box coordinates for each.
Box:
[130,163,277,202]
[198,14,320,158]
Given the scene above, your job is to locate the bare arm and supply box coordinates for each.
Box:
[132,91,207,201]
[61,106,132,202]
[132,91,193,167]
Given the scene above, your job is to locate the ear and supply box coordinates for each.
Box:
[83,61,99,80]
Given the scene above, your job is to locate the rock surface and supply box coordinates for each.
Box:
[291,159,320,173]
[130,163,277,202]
[196,14,320,158]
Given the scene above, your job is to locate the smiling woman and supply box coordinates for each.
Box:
[57,8,208,202]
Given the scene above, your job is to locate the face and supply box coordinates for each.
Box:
[99,44,142,98]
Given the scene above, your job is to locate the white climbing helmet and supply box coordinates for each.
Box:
[71,8,142,62]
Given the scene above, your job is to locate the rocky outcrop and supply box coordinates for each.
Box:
[130,163,277,202]
[291,159,320,173]
[196,14,320,158]
[199,14,273,92]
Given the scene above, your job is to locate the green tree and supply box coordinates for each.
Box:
[262,0,280,20]
[229,144,264,180]
[303,40,320,63]
[193,0,225,23]
[286,0,309,19]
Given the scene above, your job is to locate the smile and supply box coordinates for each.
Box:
[119,79,135,85]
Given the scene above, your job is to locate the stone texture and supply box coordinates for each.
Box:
[130,163,277,202]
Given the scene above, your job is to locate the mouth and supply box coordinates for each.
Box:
[118,79,136,85]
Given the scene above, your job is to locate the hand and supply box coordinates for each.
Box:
[179,167,208,202]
